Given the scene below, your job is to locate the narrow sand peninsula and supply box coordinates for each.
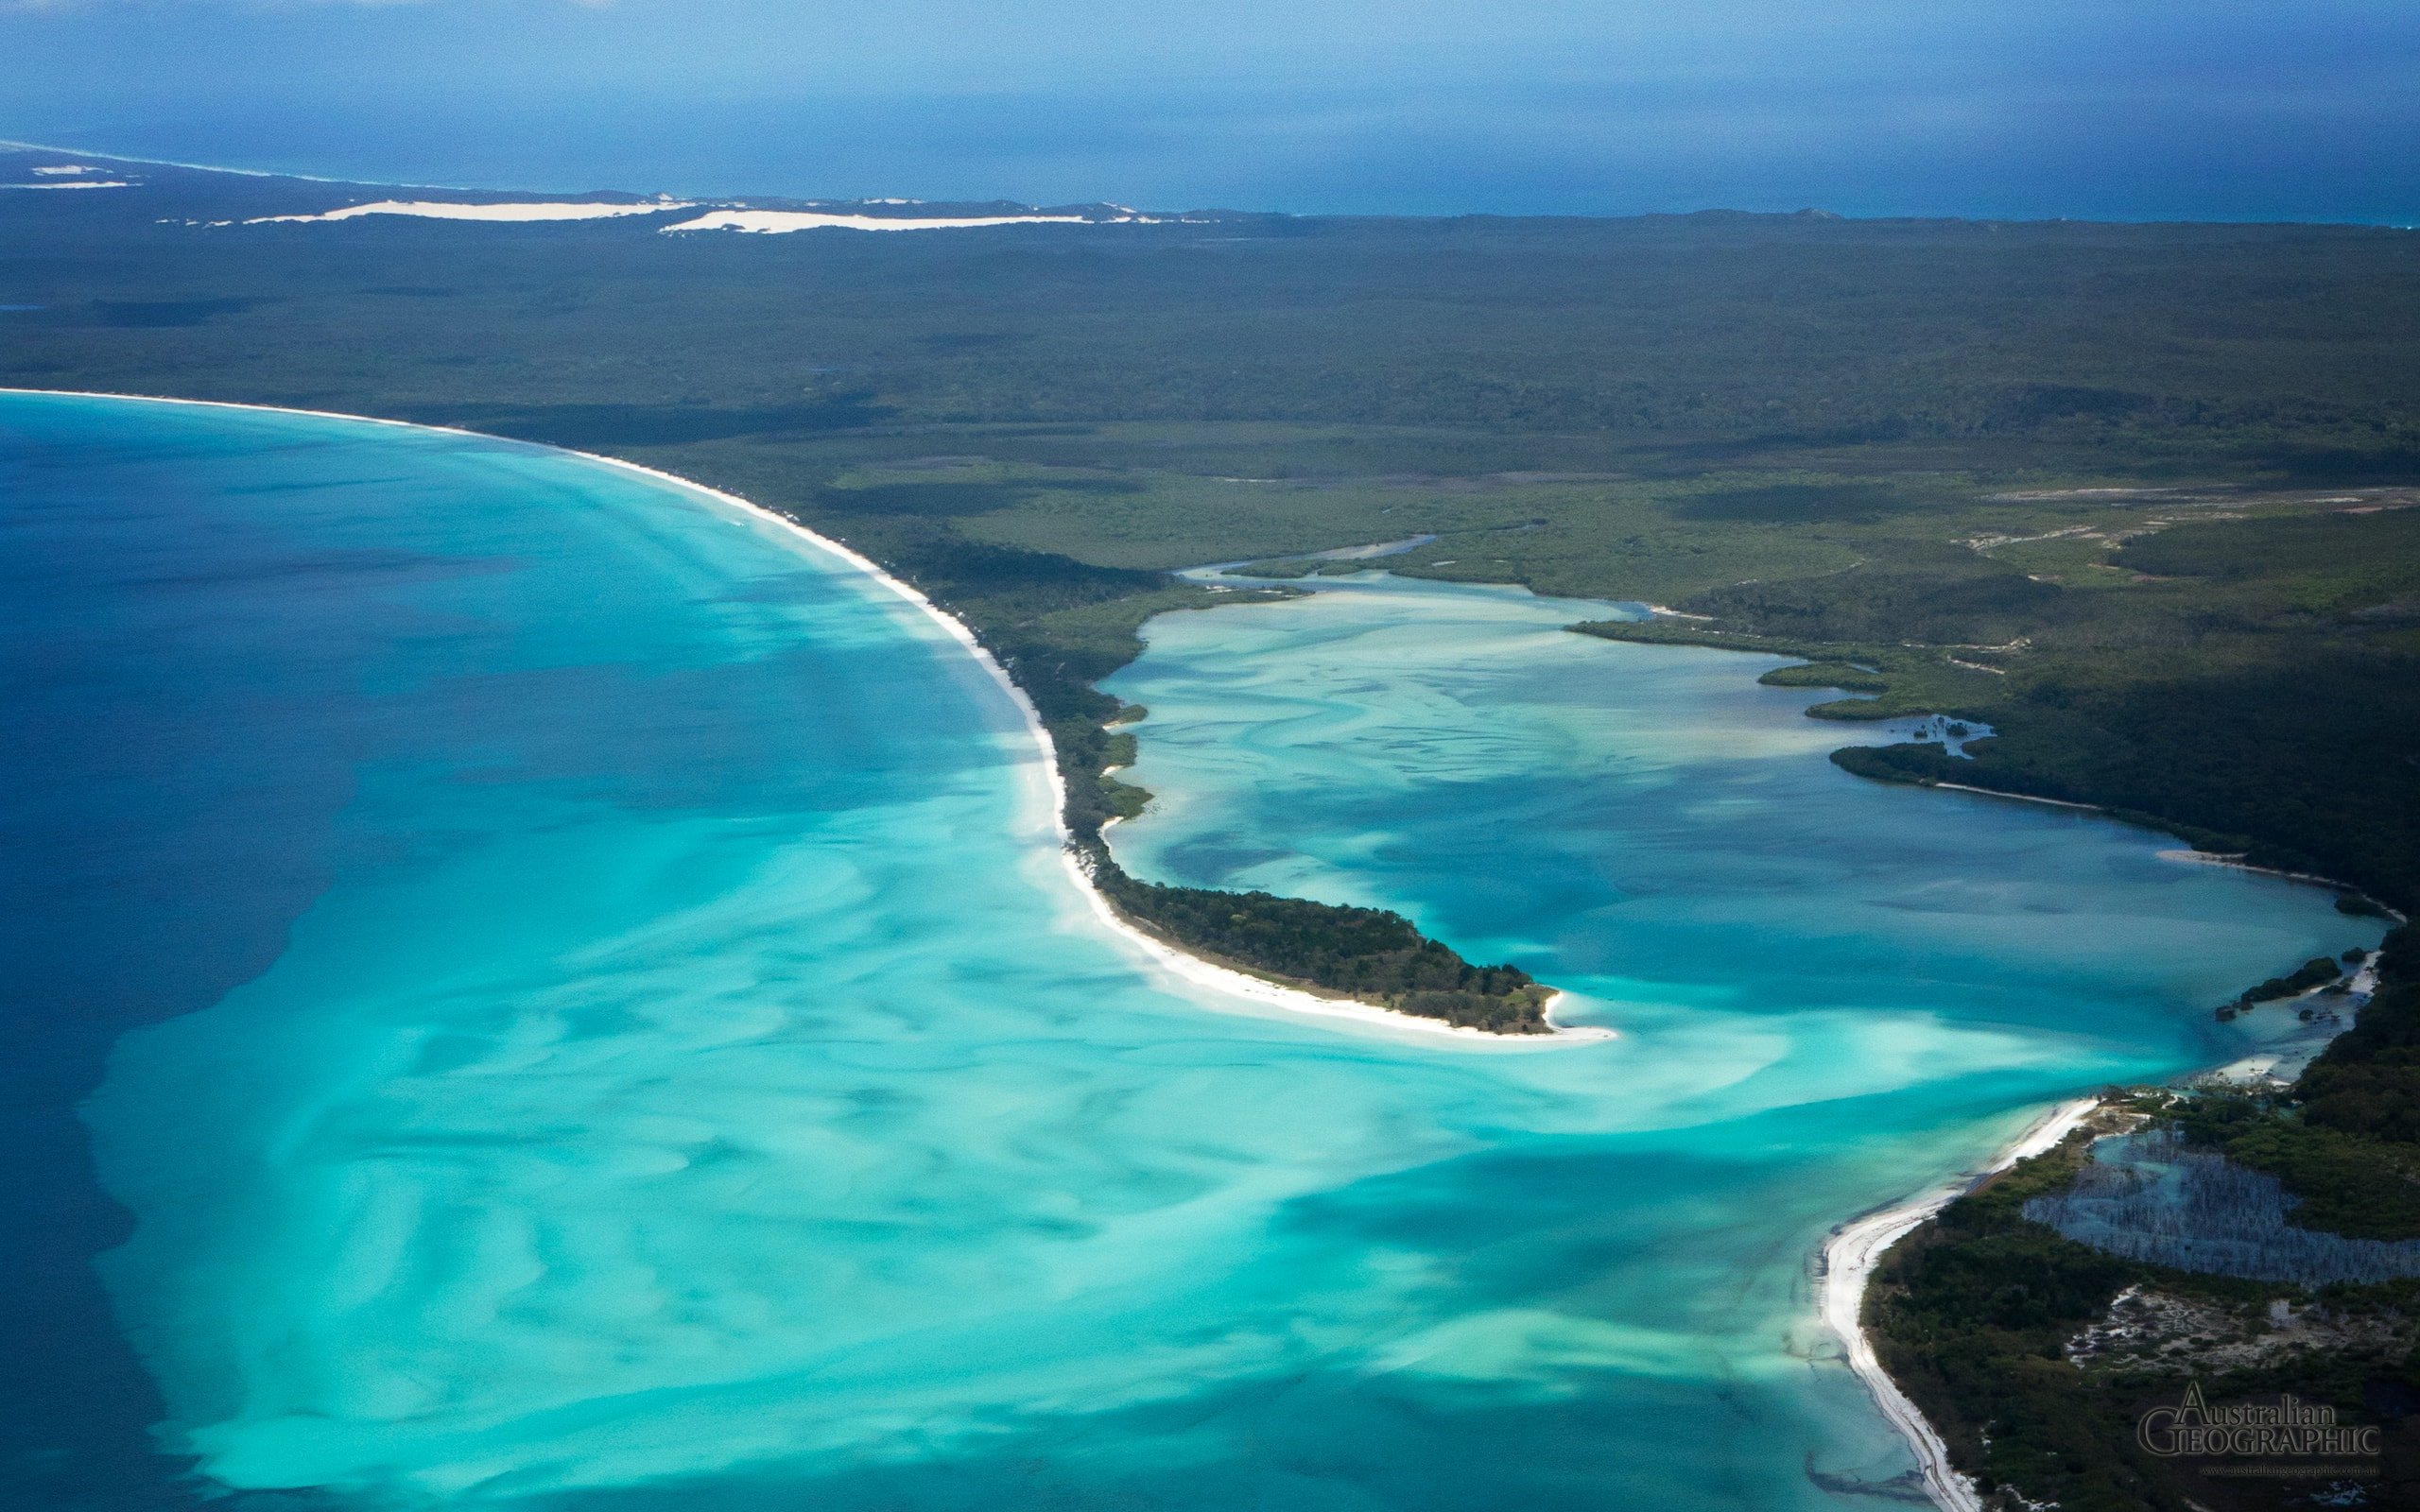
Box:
[1819,1097,2100,1512]
[6,389,1606,1051]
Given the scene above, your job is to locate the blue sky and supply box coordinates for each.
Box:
[4,0,2414,219]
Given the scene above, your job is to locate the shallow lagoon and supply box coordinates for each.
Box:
[1104,569,2345,1064]
[6,394,2377,1510]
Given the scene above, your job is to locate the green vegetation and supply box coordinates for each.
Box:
[2155,931,2420,1241]
[2302,932,2420,1145]
[2159,928,2420,1246]
[1869,1116,2420,1510]
[1568,620,2006,723]
[1578,497,2420,914]
[1094,872,1550,1033]
[2218,1120,2420,1241]
[2243,957,2345,1005]
[1865,1127,2156,1509]
[1867,940,2420,1508]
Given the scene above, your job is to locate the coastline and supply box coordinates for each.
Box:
[1915,785,2407,919]
[1927,781,2102,813]
[1818,1095,2102,1512]
[0,387,1607,1050]
[2156,847,2409,919]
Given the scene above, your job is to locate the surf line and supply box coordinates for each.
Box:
[3,388,1608,1051]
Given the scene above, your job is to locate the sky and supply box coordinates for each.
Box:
[3,0,2415,220]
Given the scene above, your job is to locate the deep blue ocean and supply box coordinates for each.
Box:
[3,392,2380,1510]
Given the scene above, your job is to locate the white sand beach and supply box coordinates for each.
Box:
[2156,847,2406,919]
[1819,1096,2100,1512]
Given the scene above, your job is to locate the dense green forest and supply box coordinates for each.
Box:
[1094,870,1550,1032]
[7,148,2418,1022]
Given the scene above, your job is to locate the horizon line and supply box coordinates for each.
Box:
[5,136,2411,234]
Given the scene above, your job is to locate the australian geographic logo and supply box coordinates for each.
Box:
[2137,1382,2381,1459]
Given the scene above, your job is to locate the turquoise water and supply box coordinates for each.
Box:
[6,394,2377,1511]
[1102,570,2354,1066]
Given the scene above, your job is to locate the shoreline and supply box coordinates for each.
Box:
[2,387,1607,1050]
[1927,783,2404,919]
[1926,781,2102,813]
[1817,1096,2102,1512]
[2155,847,2408,920]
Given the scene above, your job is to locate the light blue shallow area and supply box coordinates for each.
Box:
[1103,570,2360,1064]
[10,394,2377,1510]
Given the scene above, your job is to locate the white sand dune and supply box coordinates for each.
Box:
[661,209,1097,234]
[4,180,131,190]
[245,199,689,225]
[30,164,101,176]
[223,198,1180,234]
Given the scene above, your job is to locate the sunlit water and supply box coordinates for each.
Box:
[5,393,2377,1511]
